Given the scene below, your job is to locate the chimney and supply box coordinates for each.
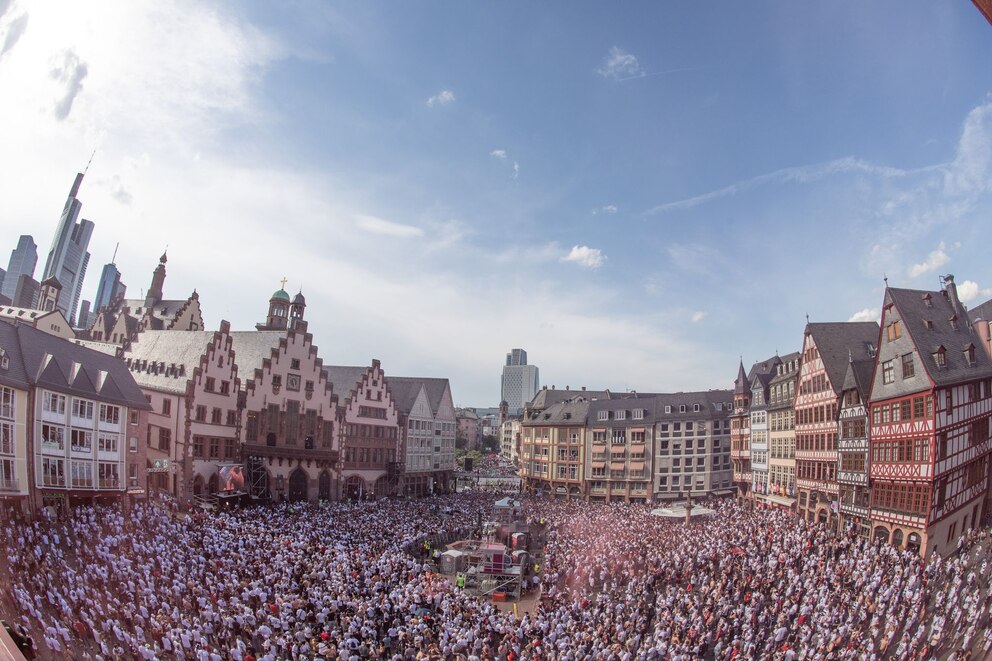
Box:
[565,385,569,390]
[581,386,586,391]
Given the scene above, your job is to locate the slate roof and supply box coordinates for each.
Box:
[0,306,60,324]
[0,321,31,391]
[733,360,748,395]
[888,286,992,386]
[806,322,880,395]
[969,298,992,324]
[841,358,875,398]
[653,390,735,419]
[323,365,370,400]
[124,298,191,326]
[523,397,591,426]
[0,319,150,408]
[386,376,451,416]
[228,331,287,378]
[122,330,218,394]
[529,388,612,411]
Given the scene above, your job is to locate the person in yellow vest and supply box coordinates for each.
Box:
[533,562,540,575]
[456,573,465,590]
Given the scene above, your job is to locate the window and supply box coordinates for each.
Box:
[129,437,138,452]
[882,360,894,385]
[272,375,282,388]
[70,429,93,452]
[192,436,204,458]
[205,377,216,392]
[71,461,93,488]
[211,408,222,424]
[693,403,700,412]
[162,399,171,416]
[614,410,626,421]
[158,428,171,452]
[933,349,946,368]
[97,435,118,453]
[129,463,138,486]
[209,438,220,458]
[679,405,686,413]
[129,410,139,425]
[901,353,914,379]
[664,405,672,414]
[291,359,301,370]
[43,392,66,415]
[632,409,644,420]
[42,457,64,487]
[220,381,230,395]
[41,424,64,450]
[226,410,237,426]
[597,411,608,421]
[0,422,13,455]
[195,405,207,422]
[886,320,902,342]
[98,462,120,488]
[0,387,12,419]
[100,404,121,425]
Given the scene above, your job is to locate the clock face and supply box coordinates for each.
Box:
[287,374,301,392]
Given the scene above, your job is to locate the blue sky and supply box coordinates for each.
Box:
[1,1,991,406]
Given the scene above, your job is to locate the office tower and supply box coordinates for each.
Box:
[93,257,125,314]
[2,235,38,301]
[501,348,540,415]
[12,275,40,308]
[41,172,95,325]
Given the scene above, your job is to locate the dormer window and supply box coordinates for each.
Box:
[933,347,946,368]
[949,315,958,331]
[924,319,933,330]
[923,293,933,308]
[614,410,626,421]
[965,345,977,367]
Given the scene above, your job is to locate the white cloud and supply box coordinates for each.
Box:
[592,204,617,215]
[957,280,992,304]
[691,311,706,323]
[426,89,455,107]
[561,245,605,269]
[354,214,424,238]
[596,46,641,80]
[944,101,992,197]
[848,308,880,323]
[49,49,88,120]
[908,242,950,278]
[489,149,506,160]
[511,161,519,180]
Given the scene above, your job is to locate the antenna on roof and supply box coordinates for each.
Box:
[83,149,96,176]
[883,273,888,287]
[111,242,119,264]
[806,313,810,324]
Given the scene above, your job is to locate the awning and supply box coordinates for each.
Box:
[592,461,606,469]
[610,446,626,454]
[630,443,646,453]
[629,462,645,471]
[610,462,626,470]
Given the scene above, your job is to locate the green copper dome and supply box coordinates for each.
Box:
[271,289,290,302]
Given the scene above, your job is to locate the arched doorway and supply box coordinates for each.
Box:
[345,476,366,500]
[318,471,332,502]
[892,529,904,548]
[817,509,828,525]
[874,526,890,543]
[207,473,219,494]
[374,475,391,499]
[192,474,204,496]
[907,532,922,555]
[288,468,309,502]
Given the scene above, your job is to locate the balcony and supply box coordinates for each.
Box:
[0,477,19,492]
[244,442,339,463]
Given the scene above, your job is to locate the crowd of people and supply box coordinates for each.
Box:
[2,493,992,660]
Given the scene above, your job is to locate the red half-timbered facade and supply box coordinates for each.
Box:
[794,322,879,528]
[868,277,992,556]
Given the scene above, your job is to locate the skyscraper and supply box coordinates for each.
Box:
[93,257,125,314]
[2,235,38,301]
[501,348,540,414]
[41,173,95,325]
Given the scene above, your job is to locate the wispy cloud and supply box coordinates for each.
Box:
[489,149,506,160]
[426,89,455,107]
[511,161,519,180]
[49,49,88,120]
[958,280,992,304]
[647,157,915,215]
[908,241,950,278]
[354,214,423,238]
[596,46,641,80]
[0,7,28,58]
[848,308,880,323]
[691,311,706,323]
[561,245,605,269]
[592,204,617,215]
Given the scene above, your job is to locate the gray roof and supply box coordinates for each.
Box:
[653,390,734,419]
[122,330,218,394]
[523,397,591,426]
[841,358,875,398]
[529,388,612,410]
[888,287,992,386]
[1,319,150,408]
[969,298,992,324]
[768,352,802,386]
[229,331,287,379]
[733,360,748,395]
[0,321,31,391]
[806,322,880,395]
[386,376,451,416]
[323,365,370,400]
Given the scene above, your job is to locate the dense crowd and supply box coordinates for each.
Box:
[2,493,992,660]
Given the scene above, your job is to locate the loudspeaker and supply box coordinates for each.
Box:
[464,457,474,472]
